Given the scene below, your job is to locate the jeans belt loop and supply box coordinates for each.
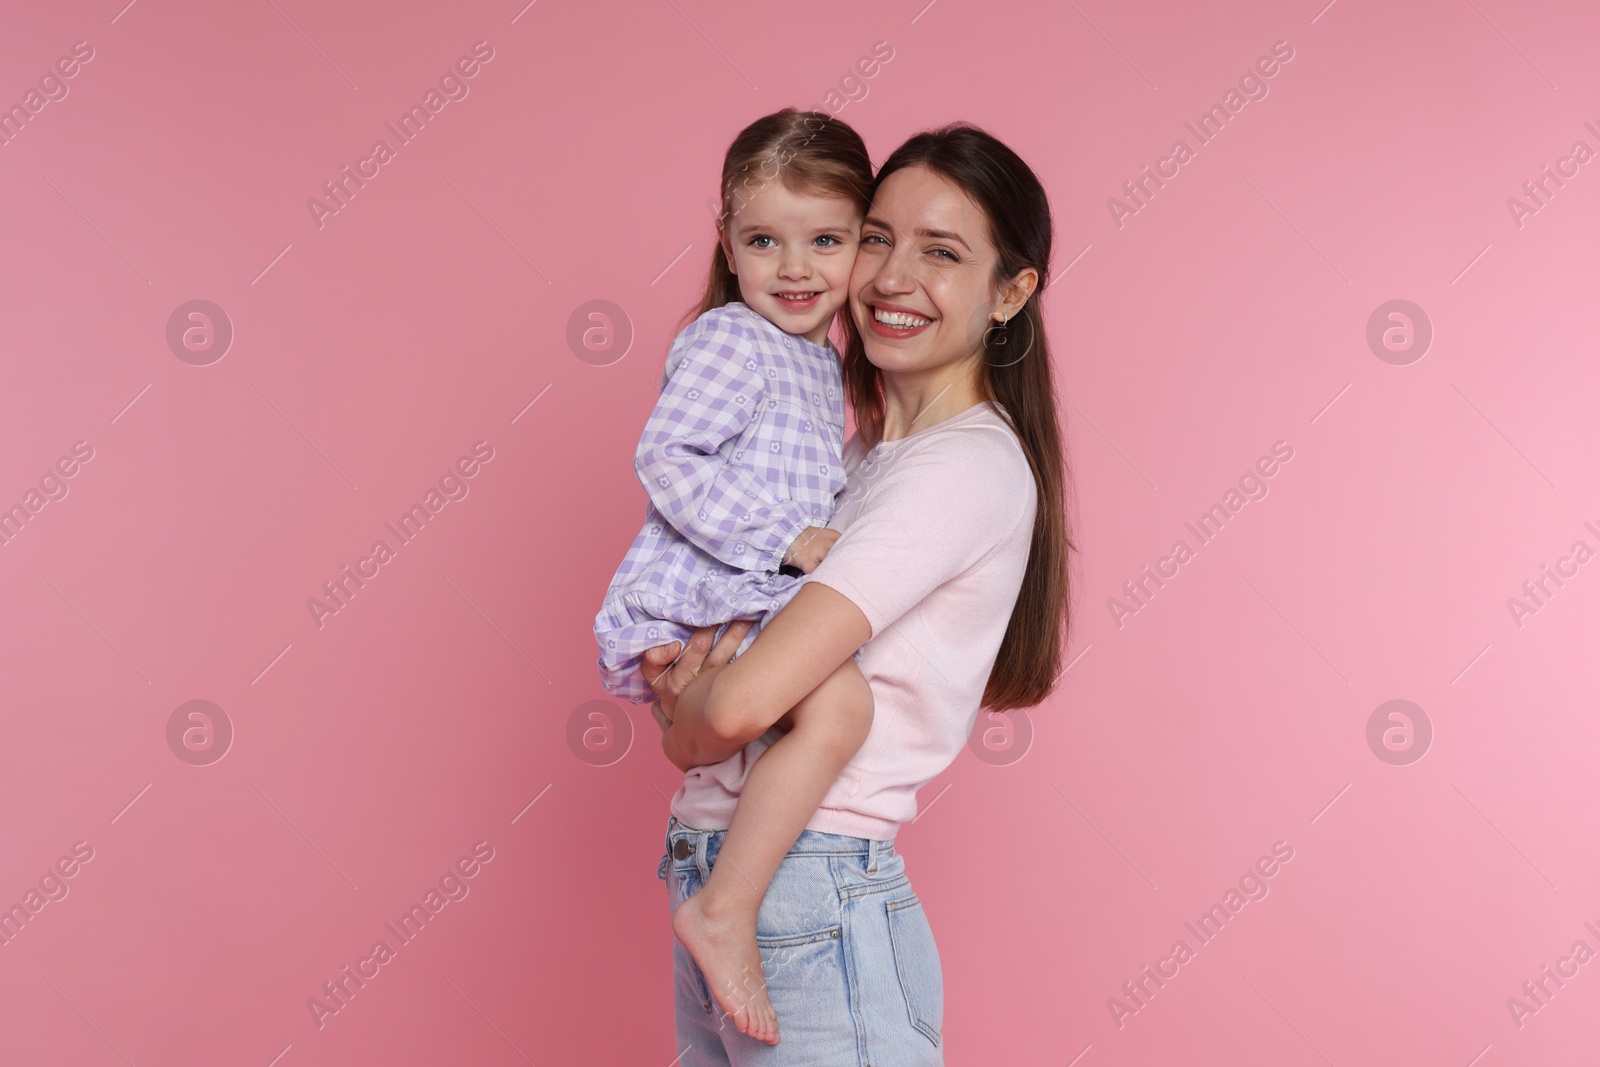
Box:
[696,829,713,877]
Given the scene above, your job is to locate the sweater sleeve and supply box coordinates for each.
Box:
[633,309,814,572]
[799,427,1035,638]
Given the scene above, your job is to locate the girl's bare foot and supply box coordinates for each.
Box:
[673,891,779,1044]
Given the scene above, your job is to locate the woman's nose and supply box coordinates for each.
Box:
[873,246,916,293]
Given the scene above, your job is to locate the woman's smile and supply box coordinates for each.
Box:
[864,300,935,339]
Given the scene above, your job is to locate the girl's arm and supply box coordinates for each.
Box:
[654,581,871,768]
[636,311,820,573]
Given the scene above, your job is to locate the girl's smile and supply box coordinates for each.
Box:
[773,291,821,313]
[721,181,862,346]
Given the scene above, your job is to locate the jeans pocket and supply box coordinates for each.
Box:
[886,894,944,1047]
[755,924,846,1007]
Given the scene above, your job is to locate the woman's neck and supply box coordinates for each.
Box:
[879,357,983,443]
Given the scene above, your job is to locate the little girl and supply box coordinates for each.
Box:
[593,108,876,1045]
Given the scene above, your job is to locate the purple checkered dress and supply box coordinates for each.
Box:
[594,301,847,703]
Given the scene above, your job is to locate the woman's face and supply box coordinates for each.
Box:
[848,163,1008,378]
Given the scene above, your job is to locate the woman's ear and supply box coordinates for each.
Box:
[996,267,1040,320]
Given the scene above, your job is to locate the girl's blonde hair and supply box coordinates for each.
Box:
[688,108,874,324]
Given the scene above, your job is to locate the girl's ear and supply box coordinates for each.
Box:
[719,228,737,275]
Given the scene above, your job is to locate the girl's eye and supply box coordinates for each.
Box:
[814,235,840,247]
[750,236,774,248]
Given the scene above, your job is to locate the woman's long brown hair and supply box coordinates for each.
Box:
[836,123,1076,711]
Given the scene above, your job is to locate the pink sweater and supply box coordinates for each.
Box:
[670,399,1038,840]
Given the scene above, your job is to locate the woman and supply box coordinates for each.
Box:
[645,121,1075,1065]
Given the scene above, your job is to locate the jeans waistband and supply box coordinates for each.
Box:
[664,814,895,868]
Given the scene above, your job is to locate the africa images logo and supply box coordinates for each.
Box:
[306,41,496,230]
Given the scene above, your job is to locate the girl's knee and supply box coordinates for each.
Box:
[840,658,874,730]
[821,665,876,755]
[786,663,873,749]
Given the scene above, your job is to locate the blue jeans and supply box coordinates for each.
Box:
[658,815,946,1065]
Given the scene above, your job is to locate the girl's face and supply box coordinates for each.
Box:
[719,181,862,346]
[848,164,1017,378]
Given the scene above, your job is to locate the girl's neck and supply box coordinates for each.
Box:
[878,357,983,443]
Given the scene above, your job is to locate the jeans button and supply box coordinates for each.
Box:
[673,838,695,860]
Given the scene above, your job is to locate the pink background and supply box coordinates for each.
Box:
[2,0,1597,1063]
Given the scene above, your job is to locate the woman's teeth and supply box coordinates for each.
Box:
[874,307,932,328]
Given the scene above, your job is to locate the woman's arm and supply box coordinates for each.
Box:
[649,582,872,768]
[650,424,1029,772]
[644,622,749,772]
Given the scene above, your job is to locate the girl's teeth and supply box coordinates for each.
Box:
[874,308,932,328]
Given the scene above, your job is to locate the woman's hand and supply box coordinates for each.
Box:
[644,621,753,771]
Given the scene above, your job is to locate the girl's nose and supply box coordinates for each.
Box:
[777,252,810,280]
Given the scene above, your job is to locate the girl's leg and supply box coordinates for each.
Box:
[663,837,735,1067]
[671,656,873,1045]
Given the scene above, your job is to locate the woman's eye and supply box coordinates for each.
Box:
[862,233,888,246]
[930,247,956,261]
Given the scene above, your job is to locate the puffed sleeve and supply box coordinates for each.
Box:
[634,308,815,572]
